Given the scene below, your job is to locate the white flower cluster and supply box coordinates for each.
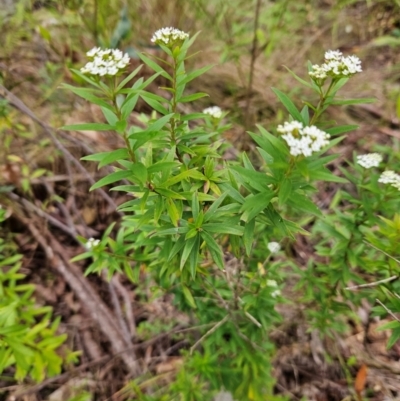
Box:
[309,50,362,81]
[151,27,189,46]
[356,153,382,169]
[267,280,281,298]
[267,242,281,254]
[378,171,400,190]
[85,237,100,250]
[277,121,330,157]
[203,106,223,119]
[81,48,130,76]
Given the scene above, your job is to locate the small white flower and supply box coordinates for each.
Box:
[379,170,400,190]
[356,153,382,169]
[267,280,280,297]
[277,121,330,157]
[324,50,342,60]
[85,238,100,250]
[267,242,281,254]
[151,27,189,46]
[203,106,223,119]
[81,48,130,76]
[86,47,101,57]
[378,170,399,184]
[309,50,362,81]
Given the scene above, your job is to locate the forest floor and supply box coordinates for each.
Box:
[1,1,400,400]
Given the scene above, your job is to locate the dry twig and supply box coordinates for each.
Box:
[17,213,140,375]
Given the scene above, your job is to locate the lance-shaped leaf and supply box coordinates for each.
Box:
[180,235,198,270]
[90,170,133,191]
[201,230,224,269]
[240,191,275,222]
[81,148,129,168]
[139,53,173,80]
[243,218,255,256]
[272,88,304,123]
[62,123,114,131]
[201,223,243,236]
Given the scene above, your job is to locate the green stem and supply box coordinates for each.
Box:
[170,57,183,162]
[309,79,336,126]
[111,80,136,163]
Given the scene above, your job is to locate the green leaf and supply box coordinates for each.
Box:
[271,88,304,123]
[256,148,274,164]
[308,169,348,183]
[182,31,201,52]
[160,169,200,188]
[286,193,322,216]
[179,92,209,103]
[278,178,292,207]
[156,188,186,200]
[182,285,197,308]
[102,107,118,125]
[81,152,110,162]
[70,68,103,89]
[121,94,139,119]
[253,125,289,160]
[201,223,243,236]
[283,66,314,89]
[240,191,274,221]
[146,113,174,132]
[166,198,181,226]
[60,84,112,109]
[243,218,255,256]
[230,166,271,192]
[89,170,132,190]
[153,195,164,223]
[130,130,167,151]
[373,35,400,47]
[301,105,310,125]
[115,119,127,134]
[377,320,400,331]
[192,191,199,220]
[180,235,198,270]
[131,162,148,184]
[156,226,188,236]
[61,123,113,131]
[329,98,375,105]
[70,251,93,262]
[141,94,169,115]
[181,113,208,121]
[137,71,163,90]
[325,125,358,136]
[181,192,217,202]
[189,235,200,278]
[178,64,214,86]
[203,192,229,222]
[387,327,400,349]
[331,78,348,94]
[147,161,180,174]
[167,235,186,262]
[201,230,224,269]
[138,53,173,80]
[116,65,143,91]
[97,149,129,168]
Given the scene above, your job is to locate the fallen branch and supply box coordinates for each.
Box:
[345,275,398,290]
[18,214,140,375]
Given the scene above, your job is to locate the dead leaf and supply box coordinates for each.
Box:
[155,357,183,374]
[354,364,367,396]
